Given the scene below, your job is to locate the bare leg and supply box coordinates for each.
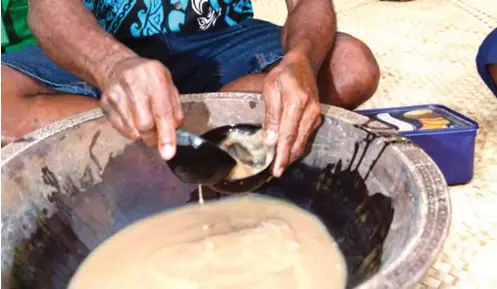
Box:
[489,64,497,88]
[317,33,380,109]
[221,32,380,109]
[1,65,100,146]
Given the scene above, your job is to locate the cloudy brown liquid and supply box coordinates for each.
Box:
[219,129,275,181]
[68,196,347,289]
[198,185,204,205]
[197,185,215,250]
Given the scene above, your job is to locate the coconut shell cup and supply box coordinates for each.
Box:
[201,124,275,194]
[165,129,237,185]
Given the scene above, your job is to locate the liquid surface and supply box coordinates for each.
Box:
[68,196,347,289]
[219,129,275,181]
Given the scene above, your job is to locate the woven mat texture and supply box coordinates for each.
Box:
[252,0,497,288]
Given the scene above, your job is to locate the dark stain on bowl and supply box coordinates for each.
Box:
[6,140,393,289]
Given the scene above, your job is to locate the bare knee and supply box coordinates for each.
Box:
[319,33,380,109]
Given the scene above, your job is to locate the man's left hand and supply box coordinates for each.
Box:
[262,51,322,178]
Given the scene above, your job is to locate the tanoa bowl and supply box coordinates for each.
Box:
[0,92,451,289]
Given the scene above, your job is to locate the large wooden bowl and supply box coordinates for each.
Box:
[1,93,450,289]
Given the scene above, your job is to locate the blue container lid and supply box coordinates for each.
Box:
[357,104,479,136]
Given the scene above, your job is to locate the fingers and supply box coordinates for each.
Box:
[103,86,140,139]
[126,85,156,148]
[170,85,184,126]
[101,89,139,140]
[290,103,322,163]
[101,58,183,161]
[272,89,306,178]
[101,102,132,139]
[262,75,282,146]
[151,75,180,160]
[155,116,176,159]
[264,61,321,178]
[124,61,181,154]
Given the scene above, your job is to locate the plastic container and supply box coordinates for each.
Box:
[357,104,479,185]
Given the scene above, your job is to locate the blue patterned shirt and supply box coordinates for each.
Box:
[82,0,254,40]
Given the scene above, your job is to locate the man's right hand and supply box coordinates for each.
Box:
[101,57,183,160]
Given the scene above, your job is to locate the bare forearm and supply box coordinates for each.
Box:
[28,0,137,88]
[282,0,336,73]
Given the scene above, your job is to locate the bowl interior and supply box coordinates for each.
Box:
[0,93,450,289]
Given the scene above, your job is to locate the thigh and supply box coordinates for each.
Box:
[2,64,55,97]
[489,64,497,90]
[165,19,284,94]
[1,64,99,124]
[220,30,380,109]
[2,47,101,144]
[1,45,101,98]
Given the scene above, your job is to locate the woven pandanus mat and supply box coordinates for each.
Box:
[253,0,497,288]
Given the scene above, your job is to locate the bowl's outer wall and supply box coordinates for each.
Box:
[1,93,451,289]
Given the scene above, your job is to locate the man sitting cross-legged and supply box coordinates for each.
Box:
[1,0,380,176]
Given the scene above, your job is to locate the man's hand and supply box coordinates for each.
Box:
[101,57,184,160]
[262,52,322,178]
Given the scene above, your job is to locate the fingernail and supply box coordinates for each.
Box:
[274,166,284,178]
[265,130,277,145]
[161,144,175,160]
[132,130,140,140]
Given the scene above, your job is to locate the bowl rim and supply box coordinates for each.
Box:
[1,92,451,289]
